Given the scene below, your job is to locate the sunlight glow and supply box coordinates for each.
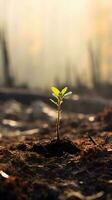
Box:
[0,0,112,88]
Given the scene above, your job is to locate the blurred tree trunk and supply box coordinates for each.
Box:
[0,30,13,87]
[88,42,101,89]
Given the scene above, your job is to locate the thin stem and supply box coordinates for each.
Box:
[56,99,61,140]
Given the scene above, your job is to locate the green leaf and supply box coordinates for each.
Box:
[64,91,72,97]
[52,93,59,99]
[51,87,60,96]
[61,87,68,95]
[50,99,58,106]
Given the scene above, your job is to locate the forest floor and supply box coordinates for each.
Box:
[0,100,112,200]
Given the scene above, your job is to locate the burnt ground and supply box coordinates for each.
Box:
[0,100,112,200]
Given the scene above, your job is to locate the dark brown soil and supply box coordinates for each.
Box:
[0,102,112,200]
[30,139,80,156]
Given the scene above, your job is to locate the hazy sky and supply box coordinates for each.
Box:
[0,0,112,88]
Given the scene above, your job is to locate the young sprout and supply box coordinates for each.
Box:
[50,87,72,141]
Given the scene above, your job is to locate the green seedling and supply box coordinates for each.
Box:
[50,87,72,140]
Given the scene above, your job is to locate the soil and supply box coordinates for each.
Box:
[0,101,112,200]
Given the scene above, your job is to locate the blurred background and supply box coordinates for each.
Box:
[0,0,112,98]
